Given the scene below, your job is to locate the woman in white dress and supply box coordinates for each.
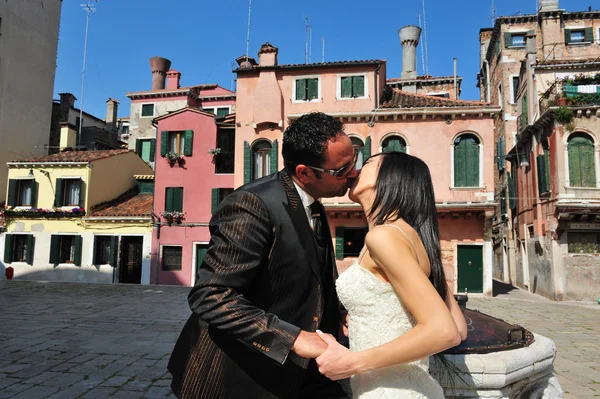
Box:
[316,152,468,398]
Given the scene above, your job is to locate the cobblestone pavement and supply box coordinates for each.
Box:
[0,280,599,398]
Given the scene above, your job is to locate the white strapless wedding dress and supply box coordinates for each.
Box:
[336,260,445,398]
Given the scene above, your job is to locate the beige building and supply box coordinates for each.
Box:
[479,0,600,300]
[0,0,62,197]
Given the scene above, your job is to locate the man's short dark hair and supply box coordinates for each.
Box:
[282,112,345,174]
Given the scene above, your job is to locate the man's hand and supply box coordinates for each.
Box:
[291,330,328,358]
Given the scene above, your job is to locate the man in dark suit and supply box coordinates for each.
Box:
[168,112,358,399]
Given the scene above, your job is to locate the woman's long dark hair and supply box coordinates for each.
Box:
[366,152,447,300]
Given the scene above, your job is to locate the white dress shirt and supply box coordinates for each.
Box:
[293,180,317,230]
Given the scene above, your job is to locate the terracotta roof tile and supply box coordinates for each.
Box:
[90,194,153,218]
[380,89,490,109]
[12,149,131,163]
[387,75,462,82]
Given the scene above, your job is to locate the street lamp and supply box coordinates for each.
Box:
[519,153,530,168]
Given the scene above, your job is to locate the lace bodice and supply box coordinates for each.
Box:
[336,261,445,398]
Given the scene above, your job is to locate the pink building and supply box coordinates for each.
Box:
[150,108,235,286]
[234,38,501,295]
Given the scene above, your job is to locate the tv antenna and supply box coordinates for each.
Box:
[305,16,312,64]
[245,0,252,65]
[78,0,97,147]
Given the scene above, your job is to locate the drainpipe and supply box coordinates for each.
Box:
[485,60,491,102]
[374,62,382,108]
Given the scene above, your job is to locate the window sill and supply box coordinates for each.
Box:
[13,206,33,210]
[336,96,369,101]
[567,186,600,190]
[450,187,486,190]
[291,99,322,104]
[507,45,526,49]
[214,173,235,175]
[8,261,31,266]
[567,42,592,46]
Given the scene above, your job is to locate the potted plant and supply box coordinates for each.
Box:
[161,211,185,226]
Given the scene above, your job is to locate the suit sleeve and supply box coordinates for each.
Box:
[188,190,301,365]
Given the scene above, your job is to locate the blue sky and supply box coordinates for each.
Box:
[53,0,596,119]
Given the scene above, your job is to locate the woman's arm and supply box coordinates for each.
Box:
[445,287,468,342]
[316,226,461,380]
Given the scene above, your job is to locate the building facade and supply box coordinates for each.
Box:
[0,0,62,196]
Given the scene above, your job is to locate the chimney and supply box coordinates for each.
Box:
[149,56,172,90]
[166,69,181,90]
[105,98,119,131]
[399,26,421,80]
[539,0,559,12]
[258,43,278,67]
[58,93,77,122]
[526,32,536,54]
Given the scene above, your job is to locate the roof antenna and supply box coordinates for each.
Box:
[322,37,325,63]
[78,0,97,149]
[245,0,252,66]
[305,16,312,64]
[492,0,497,24]
[421,0,430,75]
[418,13,426,75]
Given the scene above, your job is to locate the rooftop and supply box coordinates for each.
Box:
[89,193,153,218]
[10,149,131,164]
[381,89,490,109]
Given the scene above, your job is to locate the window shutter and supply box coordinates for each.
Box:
[545,152,551,192]
[26,235,35,265]
[270,139,278,175]
[165,188,174,212]
[466,140,480,187]
[31,181,38,208]
[585,27,594,43]
[92,236,98,264]
[160,131,168,157]
[454,140,467,187]
[7,180,17,207]
[4,234,13,263]
[174,187,184,212]
[78,180,85,209]
[295,79,306,101]
[54,178,64,207]
[508,172,517,209]
[497,137,505,171]
[135,140,142,157]
[341,77,352,98]
[363,136,371,159]
[495,39,500,55]
[500,189,507,215]
[109,236,118,266]
[149,139,156,162]
[184,130,194,156]
[568,139,584,187]
[352,76,365,97]
[564,29,571,44]
[307,78,319,100]
[49,235,59,265]
[335,227,344,260]
[537,154,547,195]
[211,188,220,214]
[74,235,83,266]
[504,32,513,48]
[582,142,596,187]
[244,141,251,184]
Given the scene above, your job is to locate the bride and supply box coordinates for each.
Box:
[316,152,468,398]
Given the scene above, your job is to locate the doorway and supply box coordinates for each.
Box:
[457,245,483,294]
[120,236,143,284]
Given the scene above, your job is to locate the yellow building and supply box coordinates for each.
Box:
[1,150,154,283]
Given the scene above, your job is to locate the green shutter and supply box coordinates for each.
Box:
[54,178,64,207]
[537,154,547,195]
[31,181,38,208]
[139,182,154,194]
[307,78,319,100]
[184,130,194,156]
[160,131,168,157]
[211,188,220,214]
[352,76,365,97]
[243,141,251,184]
[508,172,517,209]
[135,139,142,157]
[149,138,156,162]
[109,236,118,266]
[341,77,352,98]
[497,137,505,171]
[500,189,507,215]
[545,151,551,192]
[495,39,500,55]
[568,136,594,187]
[7,180,17,207]
[454,139,467,187]
[78,180,85,209]
[4,235,13,263]
[296,79,306,100]
[74,235,83,266]
[504,32,513,48]
[165,188,174,212]
[585,27,594,43]
[270,139,278,175]
[92,236,98,264]
[335,227,344,260]
[49,235,59,265]
[565,29,571,44]
[568,140,582,187]
[581,142,596,187]
[26,235,35,265]
[174,187,184,212]
[466,138,480,187]
[363,136,371,159]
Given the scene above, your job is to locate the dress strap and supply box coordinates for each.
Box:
[382,224,417,254]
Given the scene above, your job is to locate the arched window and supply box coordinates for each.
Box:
[381,135,407,153]
[454,134,480,187]
[568,133,596,187]
[252,140,272,180]
[350,137,364,169]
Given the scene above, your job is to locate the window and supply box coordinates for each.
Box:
[121,125,130,135]
[382,136,407,153]
[511,76,520,104]
[511,34,525,47]
[351,137,365,170]
[215,128,235,174]
[294,77,319,102]
[454,134,481,187]
[93,236,117,265]
[6,179,36,207]
[498,84,502,106]
[162,246,182,271]
[203,107,231,117]
[339,75,366,98]
[537,149,551,195]
[135,138,156,163]
[54,178,84,208]
[212,188,234,213]
[3,234,35,264]
[165,187,184,212]
[570,30,585,44]
[565,28,593,44]
[568,232,600,254]
[427,93,450,98]
[253,140,272,180]
[50,235,82,266]
[141,104,154,117]
[169,131,185,154]
[343,228,368,257]
[160,130,193,156]
[568,133,596,187]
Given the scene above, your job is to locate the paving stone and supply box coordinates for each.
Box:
[8,385,59,399]
[24,371,63,385]
[0,383,33,399]
[0,378,21,390]
[0,363,29,373]
[44,372,87,387]
[100,375,131,388]
[81,386,118,399]
[141,386,175,399]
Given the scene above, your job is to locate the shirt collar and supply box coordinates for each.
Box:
[292,180,315,209]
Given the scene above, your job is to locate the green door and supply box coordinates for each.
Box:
[457,245,483,294]
[195,244,208,276]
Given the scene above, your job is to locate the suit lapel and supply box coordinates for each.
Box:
[280,172,323,283]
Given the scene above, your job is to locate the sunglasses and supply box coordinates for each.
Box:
[306,150,359,180]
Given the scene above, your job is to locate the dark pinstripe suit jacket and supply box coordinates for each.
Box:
[168,171,342,399]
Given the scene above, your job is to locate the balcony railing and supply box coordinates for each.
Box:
[517,113,528,133]
[539,78,600,115]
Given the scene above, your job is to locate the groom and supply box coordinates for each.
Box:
[168,112,358,398]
